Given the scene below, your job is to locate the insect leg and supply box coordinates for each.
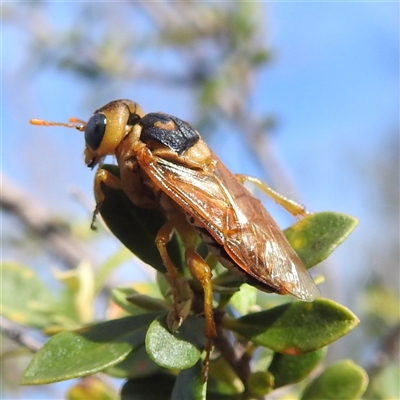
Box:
[171,217,216,380]
[155,220,192,331]
[235,174,310,217]
[186,248,216,379]
[92,168,123,229]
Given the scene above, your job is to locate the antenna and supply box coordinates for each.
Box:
[30,118,85,131]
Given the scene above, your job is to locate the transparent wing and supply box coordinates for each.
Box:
[138,149,319,301]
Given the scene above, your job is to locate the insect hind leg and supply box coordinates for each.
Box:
[185,248,216,381]
[157,215,217,381]
[235,174,310,217]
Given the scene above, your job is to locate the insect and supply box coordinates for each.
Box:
[31,99,319,378]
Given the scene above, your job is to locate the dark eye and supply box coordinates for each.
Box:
[85,113,106,150]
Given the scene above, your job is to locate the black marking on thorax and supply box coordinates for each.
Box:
[139,113,199,155]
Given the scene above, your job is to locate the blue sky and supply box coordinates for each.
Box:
[3,0,398,295]
[3,0,398,288]
[2,3,399,389]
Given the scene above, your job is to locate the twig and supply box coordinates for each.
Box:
[0,317,42,353]
[366,323,400,381]
[214,326,252,383]
[1,174,97,269]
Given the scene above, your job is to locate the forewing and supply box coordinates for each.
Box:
[138,150,235,244]
[225,198,320,301]
[138,150,319,301]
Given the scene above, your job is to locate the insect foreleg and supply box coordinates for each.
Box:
[158,215,216,379]
[155,220,192,331]
[155,220,181,282]
[235,174,310,217]
[92,168,123,230]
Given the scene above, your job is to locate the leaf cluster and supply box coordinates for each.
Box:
[2,167,368,399]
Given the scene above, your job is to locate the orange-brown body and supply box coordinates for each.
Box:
[31,99,319,379]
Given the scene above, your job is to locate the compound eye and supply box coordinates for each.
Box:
[85,113,106,151]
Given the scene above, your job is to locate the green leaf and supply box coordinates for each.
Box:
[145,314,205,370]
[229,283,257,315]
[67,377,117,400]
[126,293,170,312]
[250,50,270,66]
[51,285,81,329]
[208,356,245,395]
[301,360,368,400]
[268,348,326,388]
[97,164,182,273]
[211,270,242,295]
[94,246,133,293]
[366,362,400,400]
[1,262,57,329]
[111,287,146,315]
[111,288,169,315]
[21,313,161,384]
[361,281,400,325]
[121,374,175,400]
[171,361,207,400]
[284,211,358,268]
[247,371,274,397]
[224,298,359,354]
[106,346,160,379]
[53,261,95,326]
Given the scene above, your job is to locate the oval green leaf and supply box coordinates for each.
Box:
[94,246,133,293]
[67,377,116,400]
[171,361,207,400]
[145,314,205,370]
[224,298,359,354]
[111,287,145,315]
[21,313,161,384]
[247,371,274,397]
[1,262,57,329]
[208,356,244,395]
[111,287,169,315]
[301,360,368,400]
[97,164,182,273]
[268,348,326,388]
[121,374,175,400]
[106,345,160,379]
[126,293,170,312]
[284,211,358,269]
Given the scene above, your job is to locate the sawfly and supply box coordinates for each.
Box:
[31,99,319,378]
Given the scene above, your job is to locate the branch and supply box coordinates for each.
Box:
[366,323,400,380]
[0,317,42,353]
[1,174,97,269]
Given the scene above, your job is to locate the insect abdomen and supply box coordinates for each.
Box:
[194,224,277,294]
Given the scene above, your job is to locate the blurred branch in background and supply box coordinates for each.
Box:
[1,317,42,354]
[4,1,301,197]
[1,174,96,269]
[365,323,400,382]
